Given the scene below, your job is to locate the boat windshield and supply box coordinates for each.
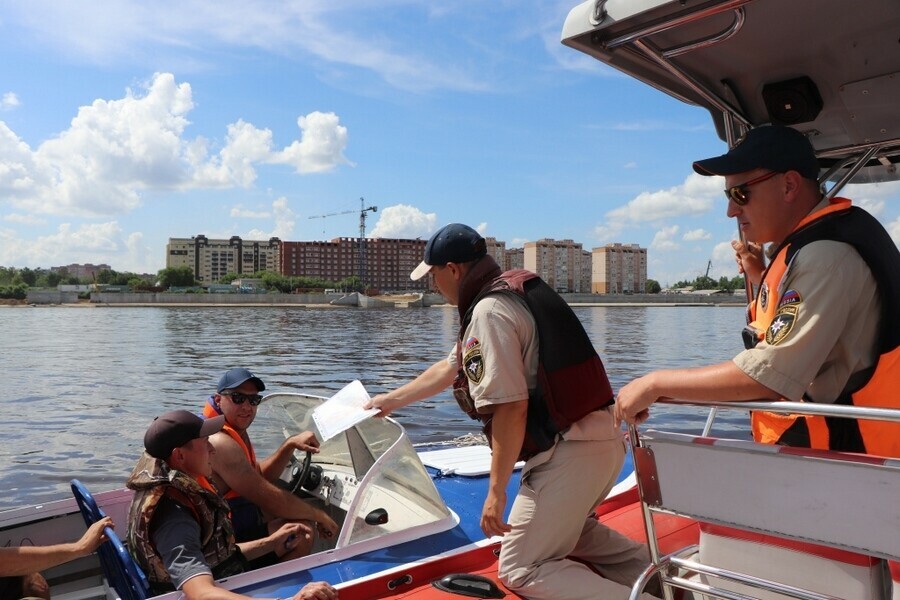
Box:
[259,393,453,548]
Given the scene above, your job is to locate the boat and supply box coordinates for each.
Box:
[0,392,639,600]
[5,1,900,599]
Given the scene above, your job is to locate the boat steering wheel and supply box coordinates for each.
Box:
[289,450,313,495]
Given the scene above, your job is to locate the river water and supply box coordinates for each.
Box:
[0,304,748,511]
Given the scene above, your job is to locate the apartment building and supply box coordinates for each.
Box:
[591,243,647,293]
[280,237,428,292]
[484,237,506,268]
[166,235,281,284]
[523,239,587,293]
[504,247,525,271]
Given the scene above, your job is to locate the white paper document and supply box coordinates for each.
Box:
[312,380,380,441]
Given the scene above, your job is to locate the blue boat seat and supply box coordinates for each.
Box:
[70,479,150,600]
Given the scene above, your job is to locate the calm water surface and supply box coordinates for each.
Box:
[0,304,748,511]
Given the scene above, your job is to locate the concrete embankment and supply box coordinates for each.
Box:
[23,290,745,307]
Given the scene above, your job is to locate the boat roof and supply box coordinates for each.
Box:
[562,0,900,186]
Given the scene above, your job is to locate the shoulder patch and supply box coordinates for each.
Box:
[463,347,484,384]
[778,289,802,308]
[765,304,799,345]
[464,336,480,351]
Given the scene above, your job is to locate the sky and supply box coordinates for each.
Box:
[1,1,898,286]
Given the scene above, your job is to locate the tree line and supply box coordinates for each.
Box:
[0,265,365,299]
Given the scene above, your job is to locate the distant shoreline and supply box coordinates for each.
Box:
[15,292,747,308]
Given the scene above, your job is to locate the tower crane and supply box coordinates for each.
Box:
[309,197,377,289]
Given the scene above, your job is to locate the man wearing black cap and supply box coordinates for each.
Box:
[203,368,338,565]
[367,224,657,600]
[125,410,337,600]
[617,125,900,457]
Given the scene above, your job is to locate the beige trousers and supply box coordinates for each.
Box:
[498,438,657,600]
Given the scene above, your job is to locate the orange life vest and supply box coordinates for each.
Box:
[202,398,258,500]
[746,199,900,456]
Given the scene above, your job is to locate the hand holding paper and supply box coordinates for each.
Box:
[312,380,380,441]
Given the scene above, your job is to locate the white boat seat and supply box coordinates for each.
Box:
[633,431,900,599]
[698,523,884,600]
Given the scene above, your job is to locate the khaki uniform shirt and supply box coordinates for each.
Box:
[733,201,881,402]
[448,293,618,442]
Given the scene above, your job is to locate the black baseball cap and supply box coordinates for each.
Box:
[144,410,225,460]
[217,367,265,393]
[410,223,487,281]
[693,125,820,180]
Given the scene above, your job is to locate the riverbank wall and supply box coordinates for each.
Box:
[22,290,745,307]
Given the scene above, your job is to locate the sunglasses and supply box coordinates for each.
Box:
[221,392,264,406]
[725,171,781,205]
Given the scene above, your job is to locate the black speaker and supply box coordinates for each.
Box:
[762,76,823,125]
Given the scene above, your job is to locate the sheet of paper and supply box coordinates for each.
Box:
[312,380,380,441]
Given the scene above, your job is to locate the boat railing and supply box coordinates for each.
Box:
[627,400,900,600]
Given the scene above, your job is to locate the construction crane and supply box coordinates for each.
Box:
[705,260,712,279]
[309,197,377,289]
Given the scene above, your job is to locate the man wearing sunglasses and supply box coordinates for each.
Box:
[203,368,339,567]
[616,125,900,457]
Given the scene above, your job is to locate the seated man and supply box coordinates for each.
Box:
[203,368,338,565]
[126,410,337,600]
[0,517,111,600]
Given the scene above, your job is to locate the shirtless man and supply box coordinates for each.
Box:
[203,368,339,568]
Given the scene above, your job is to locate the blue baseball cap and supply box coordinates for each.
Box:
[217,367,266,393]
[693,125,820,181]
[410,223,487,281]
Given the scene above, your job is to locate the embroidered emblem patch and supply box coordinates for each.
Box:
[464,336,480,350]
[759,283,769,312]
[765,304,798,345]
[463,348,484,384]
[778,289,802,308]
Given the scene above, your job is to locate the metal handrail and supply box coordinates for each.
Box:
[659,397,900,423]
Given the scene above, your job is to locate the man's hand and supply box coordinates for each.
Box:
[268,522,310,553]
[732,239,765,286]
[76,516,113,555]
[364,393,401,418]
[480,490,510,538]
[315,513,340,539]
[292,581,338,600]
[286,431,320,454]
[615,374,658,426]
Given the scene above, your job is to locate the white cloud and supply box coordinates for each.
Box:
[0,73,351,219]
[3,213,46,225]
[651,225,680,251]
[623,161,637,169]
[231,206,271,219]
[593,221,625,245]
[4,2,489,94]
[474,222,488,236]
[710,240,740,280]
[607,173,718,223]
[271,112,352,175]
[0,221,156,273]
[1,92,20,111]
[245,197,295,240]
[369,204,437,239]
[683,228,711,241]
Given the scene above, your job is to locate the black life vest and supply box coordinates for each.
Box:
[453,269,614,460]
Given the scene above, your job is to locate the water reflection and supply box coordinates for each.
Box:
[1,304,746,510]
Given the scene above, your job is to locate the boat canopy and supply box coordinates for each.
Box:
[562,0,900,188]
[261,393,453,549]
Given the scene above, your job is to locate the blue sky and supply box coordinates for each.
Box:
[1,1,898,286]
